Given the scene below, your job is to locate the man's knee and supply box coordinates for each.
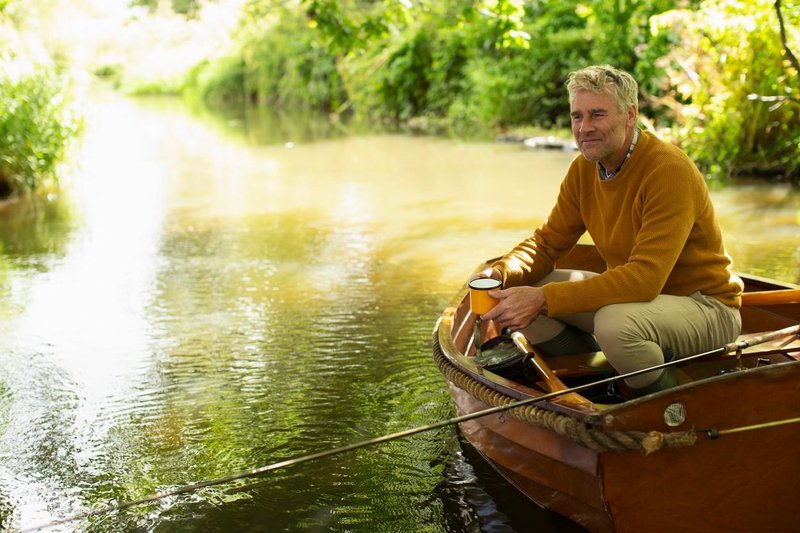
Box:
[593,305,665,389]
[592,305,628,352]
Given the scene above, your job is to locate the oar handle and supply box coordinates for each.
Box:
[741,288,800,306]
[510,331,567,392]
[509,332,594,406]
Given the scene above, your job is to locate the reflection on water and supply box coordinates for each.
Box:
[0,91,797,532]
[713,183,800,283]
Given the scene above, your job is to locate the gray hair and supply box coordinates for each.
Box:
[566,65,639,114]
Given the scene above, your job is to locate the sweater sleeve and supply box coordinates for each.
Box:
[491,162,586,288]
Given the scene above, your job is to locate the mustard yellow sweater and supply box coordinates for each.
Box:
[492,131,743,316]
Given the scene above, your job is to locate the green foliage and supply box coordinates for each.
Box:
[303,0,414,54]
[335,0,555,128]
[647,0,800,181]
[251,14,345,111]
[462,0,532,52]
[186,54,246,106]
[445,0,590,132]
[0,59,81,197]
[129,0,202,17]
[194,0,800,180]
[424,25,471,118]
[577,0,691,70]
[364,27,436,121]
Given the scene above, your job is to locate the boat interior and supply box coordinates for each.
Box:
[451,246,800,406]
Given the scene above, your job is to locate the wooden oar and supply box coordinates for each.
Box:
[510,331,594,406]
[510,331,567,392]
[741,288,800,306]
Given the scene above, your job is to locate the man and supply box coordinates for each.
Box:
[481,65,743,397]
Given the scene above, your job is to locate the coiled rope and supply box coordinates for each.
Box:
[432,332,697,454]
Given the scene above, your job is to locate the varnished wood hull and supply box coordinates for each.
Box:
[434,245,800,532]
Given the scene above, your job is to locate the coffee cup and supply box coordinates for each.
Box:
[469,278,502,315]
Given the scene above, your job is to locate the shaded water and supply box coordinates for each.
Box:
[0,91,797,532]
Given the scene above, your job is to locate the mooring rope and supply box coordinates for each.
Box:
[432,332,697,454]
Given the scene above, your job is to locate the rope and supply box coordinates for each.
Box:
[432,331,697,454]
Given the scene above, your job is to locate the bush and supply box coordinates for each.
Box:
[646,0,800,182]
[238,10,347,112]
[362,27,436,122]
[186,54,246,106]
[447,1,591,133]
[0,59,81,198]
[201,0,800,180]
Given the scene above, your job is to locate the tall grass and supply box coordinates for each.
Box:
[0,58,81,198]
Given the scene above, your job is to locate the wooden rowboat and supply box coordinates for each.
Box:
[433,244,800,532]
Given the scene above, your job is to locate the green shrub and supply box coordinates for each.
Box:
[186,55,246,106]
[0,59,81,198]
[237,10,347,112]
[646,0,800,182]
[202,0,799,180]
[364,28,435,121]
[129,0,201,17]
[446,1,591,133]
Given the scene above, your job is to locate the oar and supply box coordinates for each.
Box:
[741,288,800,306]
[509,331,594,406]
[25,324,800,532]
[510,331,568,392]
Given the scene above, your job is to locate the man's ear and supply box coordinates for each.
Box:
[626,105,638,127]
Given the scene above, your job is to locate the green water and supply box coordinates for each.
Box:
[0,91,797,532]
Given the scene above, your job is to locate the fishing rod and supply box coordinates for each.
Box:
[24,323,800,532]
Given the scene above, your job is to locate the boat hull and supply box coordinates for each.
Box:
[599,362,800,532]
[442,346,800,532]
[449,383,611,532]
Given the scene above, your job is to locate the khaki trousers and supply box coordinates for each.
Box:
[520,269,742,388]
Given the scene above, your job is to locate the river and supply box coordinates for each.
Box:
[0,91,797,532]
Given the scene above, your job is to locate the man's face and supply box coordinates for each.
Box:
[570,90,636,169]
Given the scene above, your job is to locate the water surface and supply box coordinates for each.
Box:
[0,92,797,532]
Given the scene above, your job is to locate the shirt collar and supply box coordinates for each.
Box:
[599,128,640,181]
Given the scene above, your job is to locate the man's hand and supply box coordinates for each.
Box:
[481,286,547,332]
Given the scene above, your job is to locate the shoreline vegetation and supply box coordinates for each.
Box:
[1,0,799,198]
